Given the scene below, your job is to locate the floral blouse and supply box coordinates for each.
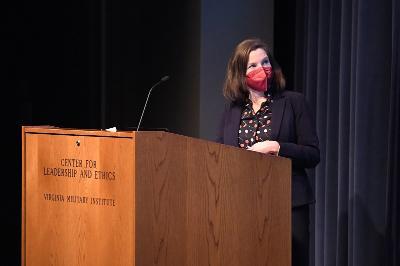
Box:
[238,95,273,149]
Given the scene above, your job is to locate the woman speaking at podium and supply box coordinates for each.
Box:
[216,38,320,266]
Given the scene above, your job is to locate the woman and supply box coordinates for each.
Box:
[216,38,320,266]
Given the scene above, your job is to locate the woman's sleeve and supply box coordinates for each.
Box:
[278,94,320,168]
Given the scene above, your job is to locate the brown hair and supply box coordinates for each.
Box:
[223,38,286,103]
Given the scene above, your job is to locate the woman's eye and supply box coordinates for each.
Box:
[262,60,270,65]
[247,64,256,69]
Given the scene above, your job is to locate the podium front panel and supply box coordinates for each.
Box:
[135,132,291,266]
[23,128,135,266]
[22,128,290,266]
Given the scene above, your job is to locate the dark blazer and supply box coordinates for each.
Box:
[216,90,320,207]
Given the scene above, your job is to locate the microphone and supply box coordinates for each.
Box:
[136,75,170,131]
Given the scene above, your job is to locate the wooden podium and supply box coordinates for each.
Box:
[22,126,291,266]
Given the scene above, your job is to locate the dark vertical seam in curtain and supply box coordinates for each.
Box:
[302,2,319,266]
[348,0,359,265]
[310,0,325,263]
[302,1,309,97]
[298,2,316,265]
[318,0,331,264]
[336,0,351,265]
[325,0,341,264]
[335,0,345,264]
[320,1,331,265]
[314,0,327,264]
[385,0,400,264]
[305,0,316,104]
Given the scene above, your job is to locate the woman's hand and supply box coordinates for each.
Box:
[247,140,280,155]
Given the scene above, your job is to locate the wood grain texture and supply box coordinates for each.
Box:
[22,128,290,266]
[135,132,188,266]
[135,132,291,266]
[22,127,135,266]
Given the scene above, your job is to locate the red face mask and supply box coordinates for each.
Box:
[246,66,273,92]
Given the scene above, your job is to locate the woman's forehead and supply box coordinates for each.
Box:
[248,48,268,62]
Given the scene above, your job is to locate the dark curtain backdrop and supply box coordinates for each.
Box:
[290,0,399,265]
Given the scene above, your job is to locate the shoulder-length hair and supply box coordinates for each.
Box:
[223,38,286,103]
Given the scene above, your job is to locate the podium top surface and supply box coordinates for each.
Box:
[23,126,137,138]
[22,126,291,165]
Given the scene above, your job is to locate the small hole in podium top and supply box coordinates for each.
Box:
[76,140,80,147]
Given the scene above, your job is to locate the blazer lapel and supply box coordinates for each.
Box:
[271,94,286,140]
[225,104,242,147]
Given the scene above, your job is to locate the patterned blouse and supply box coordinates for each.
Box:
[238,95,273,149]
